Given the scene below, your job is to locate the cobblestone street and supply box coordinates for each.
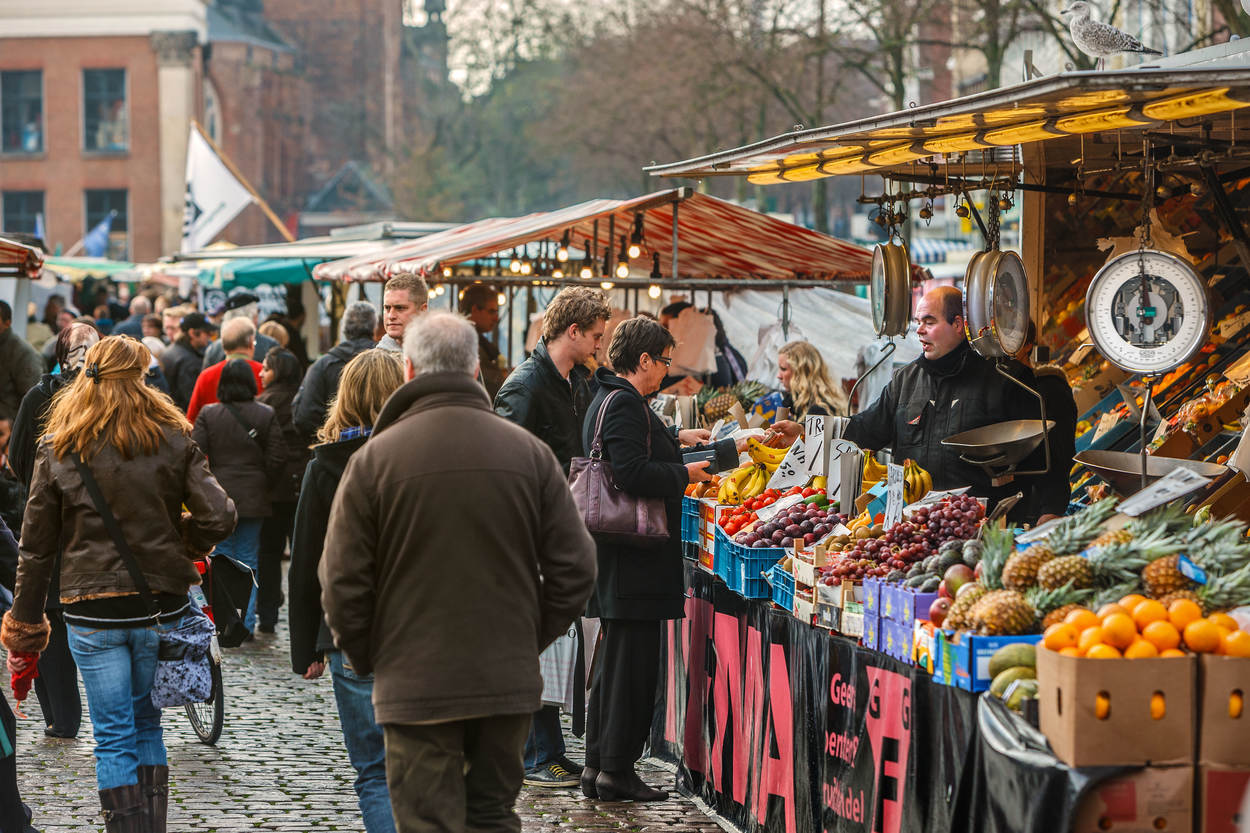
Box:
[14,595,723,833]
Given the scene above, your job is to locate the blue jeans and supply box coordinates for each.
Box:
[329,651,394,833]
[523,704,566,771]
[67,618,180,791]
[214,518,263,633]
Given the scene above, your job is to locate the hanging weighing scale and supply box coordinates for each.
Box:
[850,239,911,409]
[942,247,1053,485]
[1074,247,1227,492]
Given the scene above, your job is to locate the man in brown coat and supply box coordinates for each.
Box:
[320,311,596,833]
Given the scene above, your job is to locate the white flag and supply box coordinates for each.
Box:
[181,128,253,253]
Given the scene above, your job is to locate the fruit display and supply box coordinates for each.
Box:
[697,380,770,421]
[719,485,833,538]
[986,643,1038,711]
[902,460,933,504]
[716,437,798,505]
[686,474,722,499]
[730,502,846,550]
[1039,593,1250,658]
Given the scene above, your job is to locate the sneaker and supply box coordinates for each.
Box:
[523,762,580,788]
[555,756,584,778]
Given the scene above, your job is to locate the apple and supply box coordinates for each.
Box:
[955,580,982,598]
[938,579,952,600]
[929,597,952,627]
[944,564,975,596]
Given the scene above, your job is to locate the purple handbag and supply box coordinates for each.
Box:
[569,390,669,546]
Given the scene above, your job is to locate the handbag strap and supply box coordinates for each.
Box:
[589,388,652,460]
[222,402,267,450]
[69,452,159,619]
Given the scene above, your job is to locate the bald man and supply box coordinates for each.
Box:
[844,286,1035,509]
[186,318,264,422]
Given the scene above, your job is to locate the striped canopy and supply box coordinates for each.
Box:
[0,236,44,278]
[313,189,881,283]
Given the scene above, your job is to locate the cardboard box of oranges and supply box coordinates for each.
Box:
[1070,765,1193,833]
[1199,655,1250,767]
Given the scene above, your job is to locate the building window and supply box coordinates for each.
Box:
[83,69,127,152]
[1,70,43,153]
[2,191,44,235]
[84,189,128,259]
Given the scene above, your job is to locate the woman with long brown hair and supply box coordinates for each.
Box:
[288,348,404,833]
[777,340,848,418]
[1,336,236,832]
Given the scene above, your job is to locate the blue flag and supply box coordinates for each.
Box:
[33,212,45,244]
[83,211,114,258]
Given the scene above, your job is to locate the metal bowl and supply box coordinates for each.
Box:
[942,419,1055,467]
[1074,450,1227,495]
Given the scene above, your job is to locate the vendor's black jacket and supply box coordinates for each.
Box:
[845,340,1034,505]
[288,434,367,674]
[581,368,737,620]
[494,339,595,474]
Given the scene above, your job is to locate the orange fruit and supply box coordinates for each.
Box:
[1120,593,1148,611]
[1142,620,1181,652]
[1209,612,1239,631]
[1159,648,1187,658]
[1167,599,1203,631]
[1059,646,1082,657]
[1044,623,1080,651]
[1101,613,1138,649]
[1125,639,1159,659]
[1222,630,1250,658]
[1087,643,1122,659]
[1078,626,1107,654]
[1150,692,1166,720]
[1183,619,1222,653]
[1097,603,1129,621]
[1065,608,1100,632]
[1132,599,1168,629]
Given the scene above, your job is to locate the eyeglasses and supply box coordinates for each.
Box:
[651,354,672,367]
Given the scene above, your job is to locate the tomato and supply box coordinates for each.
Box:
[760,496,776,507]
[801,488,817,497]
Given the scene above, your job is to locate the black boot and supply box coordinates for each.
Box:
[98,784,145,833]
[580,766,599,799]
[138,765,168,833]
[594,769,668,802]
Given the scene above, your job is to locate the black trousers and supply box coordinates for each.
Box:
[384,714,530,833]
[585,618,661,772]
[33,609,80,737]
[257,501,296,628]
[0,692,30,833]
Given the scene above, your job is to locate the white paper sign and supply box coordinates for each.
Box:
[1067,342,1095,366]
[840,445,861,516]
[1227,423,1250,481]
[1119,466,1212,515]
[884,463,905,528]
[1015,514,1069,544]
[1219,309,1250,339]
[803,415,826,477]
[825,438,859,496]
[756,494,805,524]
[765,439,808,492]
[1091,412,1120,442]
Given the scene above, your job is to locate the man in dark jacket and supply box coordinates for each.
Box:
[494,286,609,789]
[0,301,43,422]
[321,312,596,833]
[110,295,150,338]
[201,293,280,368]
[292,301,376,439]
[845,286,1035,509]
[461,285,509,401]
[160,312,216,412]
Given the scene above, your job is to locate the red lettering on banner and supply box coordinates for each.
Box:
[664,619,679,745]
[682,597,713,775]
[863,668,912,833]
[743,626,765,783]
[822,777,866,823]
[755,643,796,833]
[830,672,856,710]
[710,612,747,803]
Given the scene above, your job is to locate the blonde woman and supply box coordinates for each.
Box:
[1,336,235,831]
[777,340,848,418]
[287,348,403,833]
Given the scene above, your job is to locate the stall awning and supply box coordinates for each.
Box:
[908,238,976,264]
[645,66,1250,184]
[178,236,413,262]
[314,188,880,283]
[0,237,44,278]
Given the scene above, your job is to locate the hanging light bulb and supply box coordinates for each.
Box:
[497,292,507,307]
[520,260,532,275]
[615,260,630,279]
[435,284,446,296]
[556,231,570,262]
[579,263,593,280]
[648,284,661,299]
[650,252,662,280]
[580,238,594,279]
[628,213,644,259]
[509,248,522,273]
[600,280,614,290]
[442,266,452,278]
[552,267,564,279]
[427,288,437,299]
[613,235,629,278]
[955,202,969,218]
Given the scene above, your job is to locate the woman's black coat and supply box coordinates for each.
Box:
[581,368,735,621]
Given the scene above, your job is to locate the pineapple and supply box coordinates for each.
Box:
[1184,519,1250,575]
[945,585,988,631]
[1088,528,1133,549]
[1043,603,1086,629]
[1042,498,1119,556]
[1143,555,1193,599]
[1002,546,1054,590]
[1028,582,1095,626]
[1197,561,1250,613]
[1158,588,1203,609]
[701,390,738,421]
[1037,555,1094,590]
[1085,526,1180,588]
[969,589,1038,635]
[978,526,1014,591]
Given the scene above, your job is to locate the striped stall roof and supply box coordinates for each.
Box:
[0,237,44,278]
[313,189,887,283]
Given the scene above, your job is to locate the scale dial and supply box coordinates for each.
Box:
[1085,249,1210,375]
[870,241,910,338]
[964,250,1031,358]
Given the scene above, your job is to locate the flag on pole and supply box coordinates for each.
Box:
[83,211,115,258]
[33,212,45,245]
[182,126,253,253]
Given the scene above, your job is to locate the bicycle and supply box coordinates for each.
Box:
[184,558,225,745]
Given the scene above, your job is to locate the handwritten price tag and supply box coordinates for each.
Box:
[884,463,905,528]
[766,439,808,492]
[1118,466,1211,515]
[803,415,826,477]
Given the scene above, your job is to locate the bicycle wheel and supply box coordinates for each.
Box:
[184,656,224,745]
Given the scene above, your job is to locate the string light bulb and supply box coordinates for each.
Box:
[556,231,570,262]
[579,263,593,280]
[520,261,532,275]
[552,267,564,279]
[509,249,522,273]
[650,252,662,280]
[628,214,644,259]
[442,266,452,278]
[600,280,614,290]
[497,292,507,307]
[648,284,661,299]
[427,288,437,299]
[434,284,446,296]
[615,260,630,279]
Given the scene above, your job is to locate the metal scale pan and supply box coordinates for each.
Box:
[942,419,1055,469]
[1073,449,1227,495]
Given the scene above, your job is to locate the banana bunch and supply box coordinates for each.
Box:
[746,438,789,473]
[903,459,933,504]
[862,453,888,489]
[847,511,873,532]
[717,463,770,505]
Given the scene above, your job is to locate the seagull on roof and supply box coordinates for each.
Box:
[1061,2,1162,69]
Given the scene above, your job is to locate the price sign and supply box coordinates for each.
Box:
[884,463,905,528]
[1227,420,1250,481]
[1118,466,1211,516]
[803,415,825,477]
[756,494,805,524]
[839,445,861,517]
[765,439,807,492]
[1091,412,1119,442]
[1067,342,1096,366]
[824,438,859,494]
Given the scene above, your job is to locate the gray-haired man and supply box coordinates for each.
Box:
[321,311,596,833]
[292,301,378,439]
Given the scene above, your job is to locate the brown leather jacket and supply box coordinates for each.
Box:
[4,427,236,641]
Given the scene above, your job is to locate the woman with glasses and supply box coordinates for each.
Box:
[578,317,738,802]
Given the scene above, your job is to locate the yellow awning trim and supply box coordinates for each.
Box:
[1055,106,1153,133]
[983,120,1062,146]
[1140,87,1249,120]
[922,133,990,153]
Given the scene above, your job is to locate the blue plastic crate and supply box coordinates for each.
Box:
[715,526,784,599]
[767,563,795,610]
[681,496,700,545]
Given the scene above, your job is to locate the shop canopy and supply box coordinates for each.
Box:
[313,188,887,284]
[645,64,1250,185]
[0,236,44,278]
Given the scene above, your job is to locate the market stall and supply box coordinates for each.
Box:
[0,236,45,340]
[641,45,1250,833]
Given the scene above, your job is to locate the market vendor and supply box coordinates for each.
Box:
[840,286,1039,511]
